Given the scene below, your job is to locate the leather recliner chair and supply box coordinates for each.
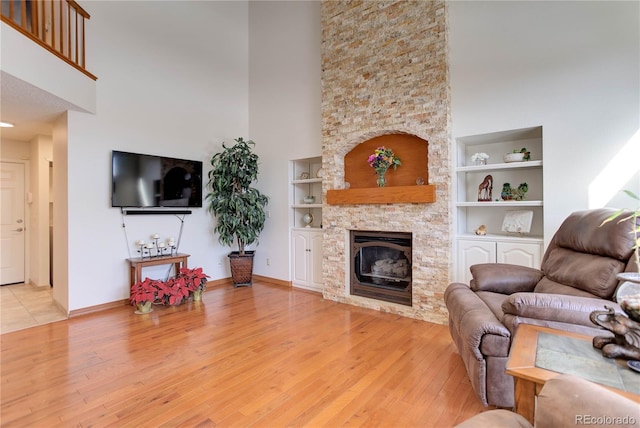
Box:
[444,209,637,408]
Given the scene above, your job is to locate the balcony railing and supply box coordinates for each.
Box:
[1,0,96,80]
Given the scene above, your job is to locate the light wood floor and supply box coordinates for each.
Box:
[0,281,487,427]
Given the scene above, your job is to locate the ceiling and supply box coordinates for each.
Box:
[0,71,79,142]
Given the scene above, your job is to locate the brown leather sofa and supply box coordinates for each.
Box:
[455,374,640,428]
[444,209,637,408]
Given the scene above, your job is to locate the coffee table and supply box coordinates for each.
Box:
[506,324,640,424]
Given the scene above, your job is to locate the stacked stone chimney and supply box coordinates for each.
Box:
[320,0,451,324]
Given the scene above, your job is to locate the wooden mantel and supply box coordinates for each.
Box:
[327,134,436,205]
[327,185,436,205]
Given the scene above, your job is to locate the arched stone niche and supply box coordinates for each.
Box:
[344,134,428,189]
[327,133,436,205]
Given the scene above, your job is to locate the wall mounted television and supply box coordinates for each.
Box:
[111,150,203,208]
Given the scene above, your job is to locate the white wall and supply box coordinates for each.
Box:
[248,1,322,281]
[64,1,249,310]
[29,135,52,287]
[449,1,640,239]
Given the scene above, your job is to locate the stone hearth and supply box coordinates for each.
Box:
[320,0,451,324]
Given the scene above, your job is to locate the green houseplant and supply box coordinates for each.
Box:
[206,137,269,286]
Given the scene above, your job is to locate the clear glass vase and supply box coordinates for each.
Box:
[376,169,387,187]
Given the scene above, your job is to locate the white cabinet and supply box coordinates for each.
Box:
[454,126,544,282]
[457,238,543,284]
[291,229,323,292]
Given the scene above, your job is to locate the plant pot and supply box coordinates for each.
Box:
[228,251,255,287]
[135,301,153,314]
[192,289,203,301]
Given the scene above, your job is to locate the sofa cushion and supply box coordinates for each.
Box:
[532,277,608,298]
[501,292,622,327]
[550,209,634,261]
[539,209,635,299]
[476,290,507,321]
[540,248,626,299]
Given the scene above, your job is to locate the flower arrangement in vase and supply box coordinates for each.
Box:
[367,146,401,187]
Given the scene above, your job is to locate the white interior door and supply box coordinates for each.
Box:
[1,162,26,285]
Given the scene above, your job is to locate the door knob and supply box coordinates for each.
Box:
[17,219,23,223]
[13,228,23,232]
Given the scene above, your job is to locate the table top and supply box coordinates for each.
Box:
[506,324,640,401]
[127,253,190,263]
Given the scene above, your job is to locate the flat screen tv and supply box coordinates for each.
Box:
[111,150,203,208]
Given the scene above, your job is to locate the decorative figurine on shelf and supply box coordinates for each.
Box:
[302,212,314,227]
[501,182,529,201]
[477,175,493,202]
[471,152,489,166]
[518,147,531,161]
[475,225,487,236]
[299,172,310,180]
[590,305,640,360]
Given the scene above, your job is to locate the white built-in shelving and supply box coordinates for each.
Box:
[455,126,544,283]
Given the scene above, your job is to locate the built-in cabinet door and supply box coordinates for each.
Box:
[310,231,324,288]
[291,229,323,292]
[457,239,496,284]
[292,230,310,285]
[497,242,542,268]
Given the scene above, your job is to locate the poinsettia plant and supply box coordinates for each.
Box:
[129,267,211,309]
[130,277,160,305]
[156,277,192,306]
[177,267,210,292]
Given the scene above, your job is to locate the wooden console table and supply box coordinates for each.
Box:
[127,253,190,285]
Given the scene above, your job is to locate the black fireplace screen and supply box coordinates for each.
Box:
[350,231,412,306]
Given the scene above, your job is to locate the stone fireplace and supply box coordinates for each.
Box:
[321,1,451,324]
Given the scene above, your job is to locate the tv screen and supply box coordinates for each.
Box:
[111,150,203,208]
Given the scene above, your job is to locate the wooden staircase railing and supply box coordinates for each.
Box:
[1,0,97,80]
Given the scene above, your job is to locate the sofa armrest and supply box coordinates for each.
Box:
[501,292,622,327]
[445,283,512,360]
[469,264,544,294]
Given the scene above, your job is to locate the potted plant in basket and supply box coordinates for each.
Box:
[206,137,269,286]
[130,277,160,314]
[177,267,210,301]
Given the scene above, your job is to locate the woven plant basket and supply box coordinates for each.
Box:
[228,251,255,287]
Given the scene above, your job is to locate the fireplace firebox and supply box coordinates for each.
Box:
[350,230,412,306]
